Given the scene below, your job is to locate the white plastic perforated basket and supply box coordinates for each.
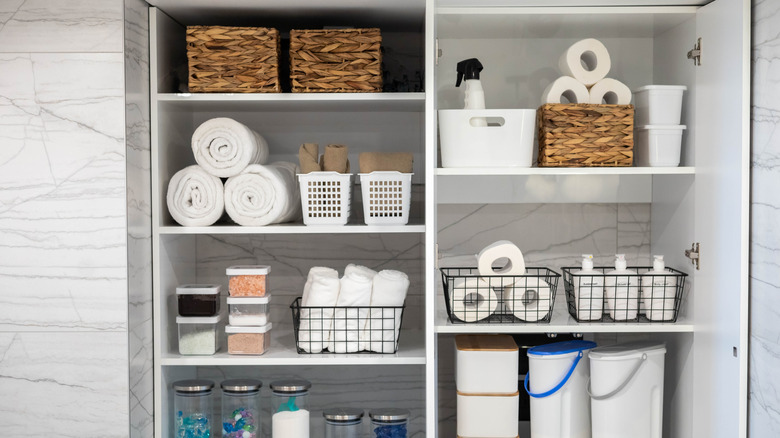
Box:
[297,172,353,225]
[358,172,413,225]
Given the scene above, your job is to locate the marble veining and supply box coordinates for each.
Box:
[750,0,780,435]
[0,0,123,53]
[0,52,127,331]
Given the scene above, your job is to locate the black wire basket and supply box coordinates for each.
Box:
[290,297,405,354]
[561,266,688,323]
[440,267,561,324]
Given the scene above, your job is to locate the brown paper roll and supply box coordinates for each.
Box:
[358,152,413,173]
[298,143,321,174]
[321,144,350,173]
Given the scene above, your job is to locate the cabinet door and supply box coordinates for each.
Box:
[693,0,749,437]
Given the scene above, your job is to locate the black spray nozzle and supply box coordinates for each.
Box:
[456,58,483,87]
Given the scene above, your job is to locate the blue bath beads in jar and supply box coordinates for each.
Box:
[221,379,262,438]
[173,379,215,438]
[369,408,409,438]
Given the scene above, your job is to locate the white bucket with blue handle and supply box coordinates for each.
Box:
[588,341,666,438]
[525,340,596,438]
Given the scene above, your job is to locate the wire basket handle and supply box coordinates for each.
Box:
[524,351,583,398]
[587,353,648,400]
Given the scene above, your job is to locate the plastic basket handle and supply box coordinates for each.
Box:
[524,351,583,398]
[587,353,648,400]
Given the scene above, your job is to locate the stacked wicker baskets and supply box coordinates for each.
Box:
[537,103,634,167]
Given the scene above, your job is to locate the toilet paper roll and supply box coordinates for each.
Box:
[588,78,632,105]
[450,277,500,322]
[541,76,591,105]
[558,38,612,86]
[477,240,527,279]
[502,279,552,322]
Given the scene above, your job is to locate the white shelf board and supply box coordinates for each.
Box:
[158,221,426,235]
[156,92,425,112]
[161,330,426,366]
[434,300,694,334]
[436,6,697,39]
[435,166,695,176]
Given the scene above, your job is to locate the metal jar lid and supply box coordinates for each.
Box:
[173,379,214,393]
[323,407,364,422]
[369,408,410,422]
[221,378,262,393]
[270,379,311,394]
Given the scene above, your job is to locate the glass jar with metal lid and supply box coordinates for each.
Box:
[270,379,311,438]
[323,407,364,438]
[173,379,215,438]
[221,379,262,438]
[369,408,409,438]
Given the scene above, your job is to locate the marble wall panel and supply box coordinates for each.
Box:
[0,0,122,52]
[750,0,780,435]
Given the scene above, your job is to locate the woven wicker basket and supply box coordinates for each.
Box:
[290,28,382,93]
[537,104,634,167]
[186,26,280,93]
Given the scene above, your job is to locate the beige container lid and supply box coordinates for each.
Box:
[455,334,518,352]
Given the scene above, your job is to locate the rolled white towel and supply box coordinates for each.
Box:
[345,264,377,280]
[330,271,372,353]
[361,270,409,353]
[224,162,302,226]
[166,165,224,226]
[191,117,269,178]
[298,267,340,353]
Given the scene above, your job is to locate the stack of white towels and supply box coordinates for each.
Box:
[166,117,302,227]
[297,264,410,354]
[542,38,632,106]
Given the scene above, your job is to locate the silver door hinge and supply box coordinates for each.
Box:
[685,242,700,270]
[436,38,441,65]
[687,37,702,66]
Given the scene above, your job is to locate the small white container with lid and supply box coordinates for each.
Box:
[227,265,271,297]
[635,125,687,167]
[633,85,687,125]
[455,334,518,394]
[227,295,271,326]
[177,284,221,317]
[176,315,221,355]
[589,341,667,438]
[226,323,272,355]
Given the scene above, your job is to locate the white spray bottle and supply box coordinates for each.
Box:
[572,254,604,321]
[456,58,487,127]
[641,255,678,321]
[604,254,639,321]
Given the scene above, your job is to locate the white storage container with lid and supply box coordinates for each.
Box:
[225,323,272,355]
[456,391,519,438]
[589,341,666,438]
[176,315,221,355]
[455,334,518,394]
[635,125,687,167]
[525,340,597,438]
[227,265,271,297]
[227,295,270,326]
[177,284,221,317]
[633,85,687,125]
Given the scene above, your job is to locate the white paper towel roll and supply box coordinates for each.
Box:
[558,38,611,87]
[502,279,552,322]
[477,240,526,278]
[541,76,590,105]
[588,78,632,105]
[450,277,500,322]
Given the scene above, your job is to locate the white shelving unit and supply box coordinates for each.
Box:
[147,1,749,437]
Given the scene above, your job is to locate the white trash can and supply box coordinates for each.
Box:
[588,341,666,438]
[525,340,597,438]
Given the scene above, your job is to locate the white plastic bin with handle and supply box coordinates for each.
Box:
[438,109,536,168]
[588,341,666,438]
[525,340,597,438]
